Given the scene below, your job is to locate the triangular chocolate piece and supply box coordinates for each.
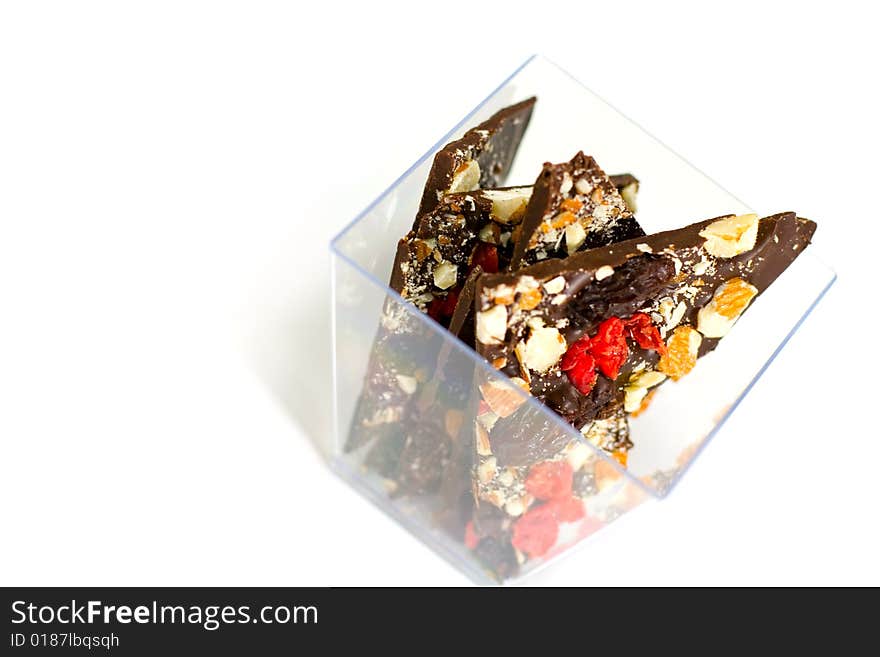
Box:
[466,211,815,576]
[509,152,645,269]
[476,211,815,442]
[416,97,536,223]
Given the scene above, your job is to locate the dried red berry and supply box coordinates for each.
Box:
[427,297,443,321]
[548,496,586,523]
[595,316,626,343]
[590,317,629,380]
[470,242,499,274]
[525,461,573,501]
[427,286,460,323]
[560,337,597,394]
[511,505,558,558]
[625,312,667,354]
[562,314,665,394]
[568,355,598,395]
[560,336,591,371]
[464,520,480,550]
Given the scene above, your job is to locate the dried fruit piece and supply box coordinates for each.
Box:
[697,277,758,338]
[470,242,499,274]
[550,211,578,230]
[517,287,543,310]
[560,336,592,370]
[567,355,598,395]
[625,312,667,354]
[560,314,663,394]
[560,336,598,395]
[427,285,460,322]
[561,197,583,212]
[511,504,558,558]
[590,317,628,380]
[547,496,586,523]
[525,460,574,501]
[464,520,480,550]
[713,276,759,319]
[658,326,703,380]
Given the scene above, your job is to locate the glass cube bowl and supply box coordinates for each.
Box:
[329,55,836,584]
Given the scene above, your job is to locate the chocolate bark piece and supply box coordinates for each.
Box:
[609,173,639,213]
[391,187,532,325]
[509,152,645,269]
[345,307,441,453]
[476,211,816,431]
[468,211,815,578]
[416,97,537,223]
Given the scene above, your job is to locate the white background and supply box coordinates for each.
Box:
[1,1,877,586]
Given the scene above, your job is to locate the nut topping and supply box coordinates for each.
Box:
[448,159,481,194]
[699,213,759,258]
[476,305,507,345]
[432,260,458,289]
[520,324,567,373]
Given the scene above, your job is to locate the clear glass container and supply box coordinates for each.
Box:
[329,55,836,584]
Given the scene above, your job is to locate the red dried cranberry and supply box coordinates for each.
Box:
[560,337,598,395]
[625,312,667,354]
[464,520,480,550]
[590,317,629,379]
[511,505,558,558]
[524,461,574,501]
[427,286,460,323]
[470,243,499,274]
[560,336,592,371]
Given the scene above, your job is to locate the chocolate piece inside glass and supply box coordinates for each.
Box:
[416,97,536,222]
[510,152,645,269]
[466,211,815,577]
[344,90,818,582]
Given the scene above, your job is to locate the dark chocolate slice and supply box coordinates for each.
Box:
[468,211,816,576]
[477,211,816,430]
[509,152,645,269]
[416,97,536,223]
